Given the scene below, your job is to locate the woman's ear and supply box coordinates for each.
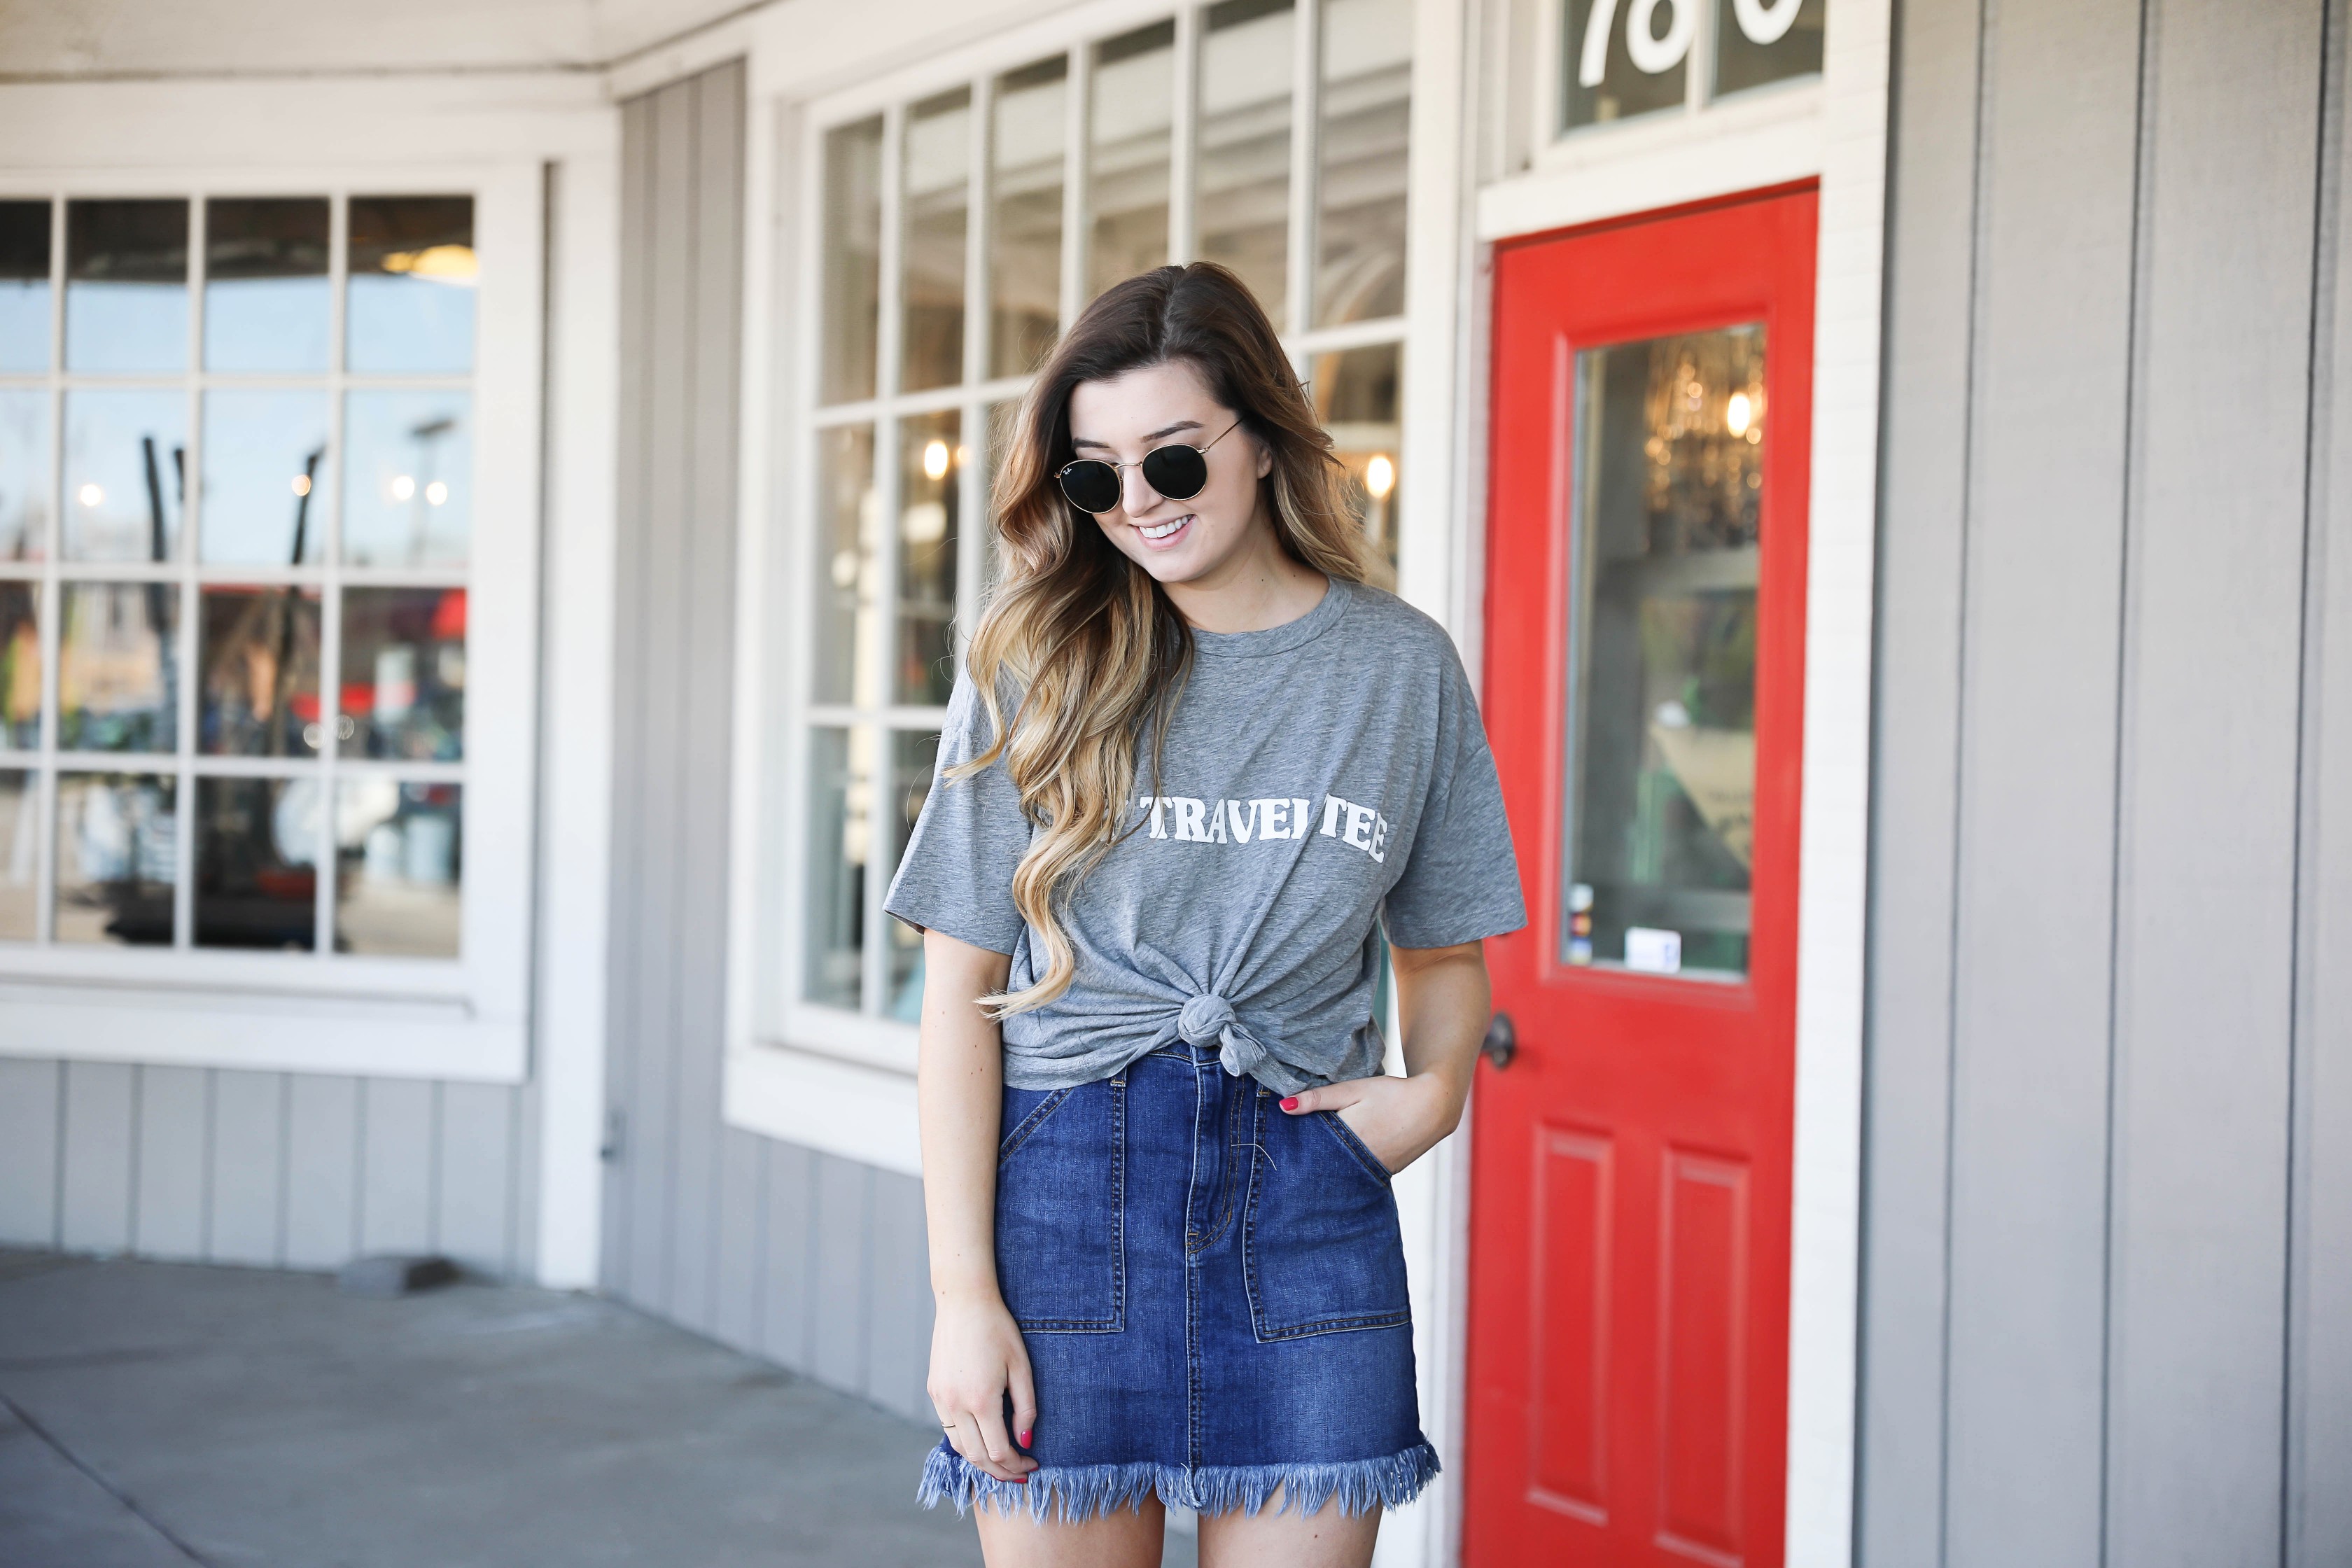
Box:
[1253,433,1275,479]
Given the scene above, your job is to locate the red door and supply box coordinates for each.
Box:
[1464,188,1814,1568]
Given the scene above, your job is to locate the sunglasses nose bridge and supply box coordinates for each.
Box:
[1118,458,1166,514]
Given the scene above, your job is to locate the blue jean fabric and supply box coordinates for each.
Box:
[919,1042,1438,1524]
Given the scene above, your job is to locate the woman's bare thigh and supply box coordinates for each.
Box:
[973,1495,1167,1568]
[1196,1491,1380,1568]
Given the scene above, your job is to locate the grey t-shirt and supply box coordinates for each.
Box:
[882,575,1527,1096]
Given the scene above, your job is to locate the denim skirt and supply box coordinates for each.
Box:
[918,1040,1438,1524]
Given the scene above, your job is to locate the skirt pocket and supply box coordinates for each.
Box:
[995,1076,1126,1334]
[1240,1086,1411,1340]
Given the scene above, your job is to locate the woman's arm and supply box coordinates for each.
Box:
[1276,938,1490,1174]
[917,928,1039,1485]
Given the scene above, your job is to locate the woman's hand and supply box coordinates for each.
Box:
[927,1289,1040,1485]
[1278,1072,1459,1175]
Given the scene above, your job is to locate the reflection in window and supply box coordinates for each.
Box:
[904,90,972,393]
[813,424,879,707]
[63,390,186,564]
[335,780,461,957]
[340,588,465,762]
[204,197,330,373]
[342,389,470,567]
[1089,22,1176,302]
[55,772,176,945]
[65,200,189,374]
[1715,0,1823,96]
[195,776,318,949]
[804,727,867,1009]
[200,586,321,757]
[0,582,35,748]
[1562,0,1690,128]
[0,202,49,374]
[821,117,885,405]
[0,389,45,560]
[0,771,31,939]
[1316,0,1411,327]
[886,729,941,1020]
[59,582,178,753]
[897,412,961,706]
[1200,0,1295,325]
[346,197,475,374]
[202,389,328,565]
[1314,342,1401,589]
[992,56,1069,377]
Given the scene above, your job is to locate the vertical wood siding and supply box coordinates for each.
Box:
[1863,0,2350,1562]
[603,60,935,1425]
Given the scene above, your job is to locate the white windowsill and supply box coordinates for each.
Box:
[725,1039,923,1177]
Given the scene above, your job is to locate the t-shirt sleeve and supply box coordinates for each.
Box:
[881,670,1031,955]
[1381,650,1529,949]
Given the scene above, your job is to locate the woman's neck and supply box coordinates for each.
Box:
[1162,514,1331,634]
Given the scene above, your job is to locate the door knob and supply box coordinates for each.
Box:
[1481,1011,1518,1070]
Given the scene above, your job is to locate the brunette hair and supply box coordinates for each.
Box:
[954,262,1365,1016]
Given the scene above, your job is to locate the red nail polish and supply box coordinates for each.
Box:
[1012,1475,1029,1484]
[1280,1096,1298,1111]
[1018,1429,1032,1446]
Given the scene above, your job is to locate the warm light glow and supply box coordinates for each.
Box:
[1364,454,1396,501]
[424,480,449,507]
[923,439,951,481]
[378,244,479,285]
[391,475,416,502]
[76,483,104,508]
[290,474,312,498]
[1726,392,1753,438]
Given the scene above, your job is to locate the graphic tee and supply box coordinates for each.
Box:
[882,576,1528,1095]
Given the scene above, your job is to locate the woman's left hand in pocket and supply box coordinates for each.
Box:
[1277,1072,1462,1177]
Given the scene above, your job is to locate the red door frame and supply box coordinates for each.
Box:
[1464,186,1816,1568]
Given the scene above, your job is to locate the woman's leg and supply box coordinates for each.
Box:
[974,1496,1168,1568]
[1196,1490,1380,1568]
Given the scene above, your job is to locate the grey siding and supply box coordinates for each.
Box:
[1862,0,2350,1563]
[603,60,934,1424]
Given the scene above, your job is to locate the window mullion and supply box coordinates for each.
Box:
[317,190,349,958]
[173,200,207,952]
[1688,0,1714,112]
[1287,0,1322,340]
[34,194,61,945]
[965,72,994,396]
[1059,44,1090,337]
[1169,4,1202,265]
[864,101,910,1018]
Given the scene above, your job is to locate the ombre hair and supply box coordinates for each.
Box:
[955,262,1366,1016]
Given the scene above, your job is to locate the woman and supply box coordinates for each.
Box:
[884,262,1525,1568]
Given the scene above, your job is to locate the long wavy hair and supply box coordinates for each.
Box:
[955,262,1366,1016]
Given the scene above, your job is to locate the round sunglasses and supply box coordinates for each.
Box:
[1056,417,1244,515]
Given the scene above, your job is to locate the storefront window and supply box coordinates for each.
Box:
[1562,0,1824,132]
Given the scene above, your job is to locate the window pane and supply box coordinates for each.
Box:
[64,388,186,564]
[60,582,178,752]
[0,770,31,940]
[1564,326,1764,978]
[0,388,48,561]
[904,90,972,394]
[1562,0,1690,130]
[342,389,470,568]
[340,587,464,761]
[200,586,321,758]
[195,776,318,950]
[992,55,1068,377]
[0,202,50,374]
[822,116,885,405]
[347,197,476,374]
[65,200,188,374]
[886,729,941,1020]
[804,726,868,1009]
[1313,341,1401,591]
[1315,0,1410,327]
[335,779,461,957]
[1200,0,1295,325]
[1714,0,1823,95]
[0,582,40,749]
[1088,22,1175,302]
[896,411,961,706]
[56,772,176,945]
[204,197,329,373]
[812,423,879,707]
[201,389,329,566]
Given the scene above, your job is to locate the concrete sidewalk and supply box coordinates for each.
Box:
[0,1250,1196,1567]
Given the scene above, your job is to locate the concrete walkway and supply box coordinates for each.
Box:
[0,1250,1196,1567]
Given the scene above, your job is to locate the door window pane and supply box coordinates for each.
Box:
[1562,0,1691,130]
[0,582,40,748]
[55,772,176,945]
[1564,326,1763,978]
[346,197,476,374]
[65,200,189,374]
[1714,0,1823,96]
[813,424,879,706]
[342,389,470,567]
[204,197,330,373]
[903,90,972,393]
[202,389,329,566]
[1200,0,1295,324]
[1314,342,1401,589]
[821,116,885,405]
[1088,22,1175,302]
[335,779,461,957]
[0,202,50,374]
[340,587,465,761]
[63,389,186,563]
[1315,0,1410,326]
[897,411,961,706]
[0,771,31,939]
[0,389,46,561]
[195,776,318,950]
[60,582,178,752]
[886,729,941,1020]
[804,726,868,1009]
[991,55,1069,377]
[200,586,321,757]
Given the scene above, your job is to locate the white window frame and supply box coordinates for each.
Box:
[0,157,545,1084]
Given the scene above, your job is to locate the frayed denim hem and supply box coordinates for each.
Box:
[916,1440,1440,1525]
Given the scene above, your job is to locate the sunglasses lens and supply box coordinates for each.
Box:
[1140,444,1209,501]
[1058,461,1122,514]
